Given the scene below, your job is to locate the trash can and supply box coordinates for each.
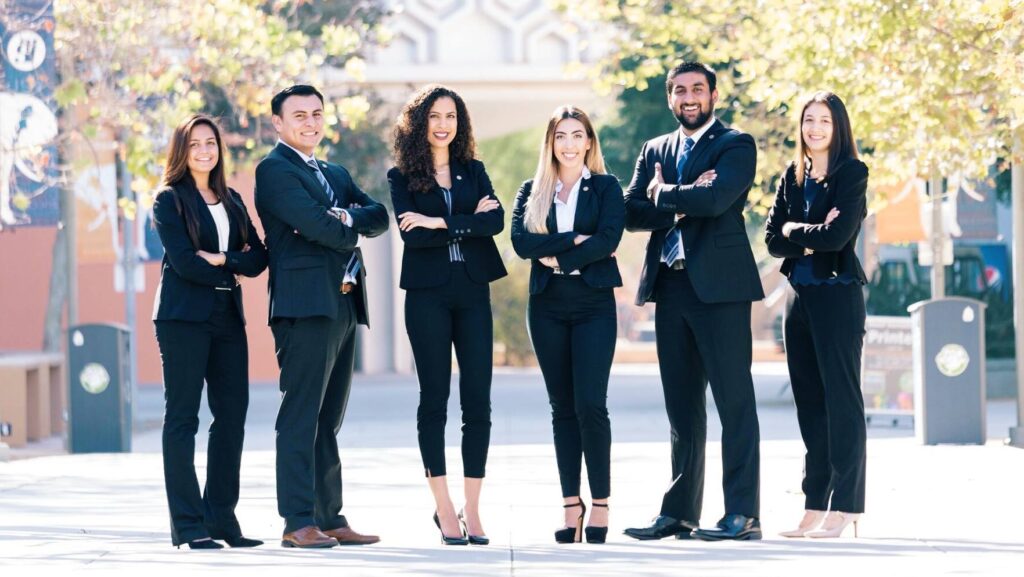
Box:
[907,297,986,445]
[67,323,132,453]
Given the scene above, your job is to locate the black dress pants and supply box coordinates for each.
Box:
[528,276,616,500]
[155,290,249,546]
[272,292,357,534]
[785,281,867,513]
[653,266,761,523]
[405,263,493,478]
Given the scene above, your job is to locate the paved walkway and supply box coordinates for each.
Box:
[2,370,1022,575]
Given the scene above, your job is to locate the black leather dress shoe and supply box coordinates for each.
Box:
[692,514,762,541]
[624,515,697,540]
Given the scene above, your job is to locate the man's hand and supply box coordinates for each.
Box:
[693,169,716,187]
[782,222,799,238]
[573,234,590,246]
[824,207,840,225]
[475,195,500,214]
[646,162,665,203]
[538,256,558,268]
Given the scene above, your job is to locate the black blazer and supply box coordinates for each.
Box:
[624,120,765,305]
[764,159,869,283]
[255,143,389,326]
[151,183,268,323]
[511,173,624,295]
[388,159,507,290]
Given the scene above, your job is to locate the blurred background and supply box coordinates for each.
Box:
[1,0,1022,449]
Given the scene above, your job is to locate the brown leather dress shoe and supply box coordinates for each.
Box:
[323,526,380,545]
[281,526,338,548]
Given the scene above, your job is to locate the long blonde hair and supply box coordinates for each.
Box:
[524,106,607,233]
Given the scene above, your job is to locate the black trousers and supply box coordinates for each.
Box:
[785,281,867,513]
[405,263,492,478]
[272,292,357,534]
[155,290,249,546]
[528,276,616,500]
[654,266,761,522]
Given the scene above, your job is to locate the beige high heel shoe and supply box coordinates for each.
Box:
[778,509,826,538]
[805,511,860,538]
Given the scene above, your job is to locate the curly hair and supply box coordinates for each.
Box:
[393,84,476,194]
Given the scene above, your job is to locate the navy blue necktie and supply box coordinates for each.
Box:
[661,137,695,265]
[307,159,337,206]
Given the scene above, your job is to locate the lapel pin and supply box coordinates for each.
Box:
[456,175,463,180]
[583,186,589,191]
[709,134,715,139]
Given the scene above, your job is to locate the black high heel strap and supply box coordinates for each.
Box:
[591,503,608,508]
[564,501,584,508]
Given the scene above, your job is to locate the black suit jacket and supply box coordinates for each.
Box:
[152,183,268,323]
[764,159,869,283]
[625,120,764,305]
[511,173,624,295]
[255,143,389,326]
[388,160,507,290]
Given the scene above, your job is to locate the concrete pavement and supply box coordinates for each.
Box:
[1,368,1023,575]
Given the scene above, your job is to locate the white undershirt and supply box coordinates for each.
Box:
[206,202,230,252]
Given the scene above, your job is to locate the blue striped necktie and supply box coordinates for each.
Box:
[307,159,337,206]
[661,137,694,265]
[308,158,360,282]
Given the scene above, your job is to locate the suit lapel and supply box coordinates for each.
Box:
[447,162,470,212]
[573,175,593,230]
[273,143,334,207]
[190,187,218,251]
[681,120,723,184]
[666,131,683,184]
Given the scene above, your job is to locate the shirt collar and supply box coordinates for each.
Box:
[278,139,318,166]
[679,115,716,146]
[554,166,592,194]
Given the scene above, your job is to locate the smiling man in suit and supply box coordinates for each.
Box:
[255,85,389,548]
[622,63,765,542]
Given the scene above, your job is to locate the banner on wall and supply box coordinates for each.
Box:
[0,0,60,230]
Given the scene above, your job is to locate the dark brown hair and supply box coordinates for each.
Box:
[796,91,858,186]
[392,84,476,193]
[666,61,717,94]
[159,114,247,247]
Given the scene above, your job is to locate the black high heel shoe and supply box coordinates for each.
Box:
[458,509,489,545]
[178,538,223,550]
[433,512,469,545]
[585,503,609,544]
[554,501,586,543]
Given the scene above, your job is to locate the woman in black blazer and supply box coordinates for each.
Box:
[388,85,507,545]
[511,106,624,544]
[151,114,267,549]
[765,92,868,539]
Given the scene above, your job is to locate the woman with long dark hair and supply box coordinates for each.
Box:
[511,106,624,544]
[152,114,268,549]
[388,85,507,545]
[765,91,869,538]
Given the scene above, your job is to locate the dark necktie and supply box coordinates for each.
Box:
[661,136,695,265]
[308,158,360,284]
[307,159,336,206]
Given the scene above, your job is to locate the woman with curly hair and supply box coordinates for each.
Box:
[387,84,507,545]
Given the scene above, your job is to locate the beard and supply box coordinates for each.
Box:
[674,106,712,131]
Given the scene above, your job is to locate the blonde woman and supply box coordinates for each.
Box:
[511,106,624,543]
